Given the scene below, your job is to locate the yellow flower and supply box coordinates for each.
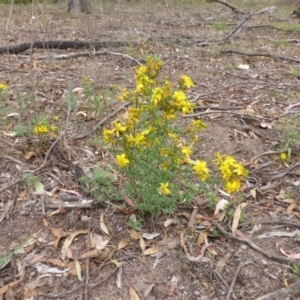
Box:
[81,75,89,86]
[233,163,247,177]
[223,155,237,166]
[116,154,129,167]
[224,180,241,194]
[280,152,287,162]
[50,125,57,132]
[136,82,144,94]
[162,110,176,120]
[158,182,171,195]
[181,100,194,114]
[118,88,129,101]
[52,116,59,121]
[151,87,163,106]
[172,90,187,107]
[160,148,169,156]
[181,145,192,157]
[179,75,194,90]
[135,65,147,79]
[192,160,209,181]
[213,152,224,167]
[188,120,206,132]
[33,123,48,135]
[0,83,8,90]
[112,121,126,137]
[102,129,114,143]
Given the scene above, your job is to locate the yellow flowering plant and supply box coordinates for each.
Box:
[100,56,248,215]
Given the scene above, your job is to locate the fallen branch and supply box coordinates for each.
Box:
[225,260,251,300]
[221,49,300,63]
[71,102,130,140]
[223,14,251,42]
[254,279,300,300]
[214,0,246,15]
[213,221,300,263]
[35,50,142,65]
[0,40,138,55]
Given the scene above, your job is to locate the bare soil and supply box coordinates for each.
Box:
[1,1,300,299]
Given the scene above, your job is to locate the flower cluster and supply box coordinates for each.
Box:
[214,152,248,194]
[33,123,48,135]
[101,56,247,214]
[0,83,8,90]
[33,121,58,138]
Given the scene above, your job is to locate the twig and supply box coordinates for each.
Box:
[183,110,271,120]
[44,267,118,298]
[0,155,23,165]
[244,150,287,167]
[188,207,198,229]
[225,259,251,300]
[0,133,64,193]
[223,14,251,42]
[5,0,14,31]
[213,221,300,263]
[221,49,300,64]
[84,221,91,300]
[24,132,64,173]
[36,50,142,65]
[215,0,246,14]
[254,279,300,300]
[72,102,130,140]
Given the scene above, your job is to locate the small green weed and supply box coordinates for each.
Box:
[276,23,300,32]
[213,21,228,31]
[13,123,28,137]
[81,167,122,202]
[126,216,143,230]
[292,263,300,276]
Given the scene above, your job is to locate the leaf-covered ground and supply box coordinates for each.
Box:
[1,1,300,299]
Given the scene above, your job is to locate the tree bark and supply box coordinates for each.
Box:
[67,0,91,14]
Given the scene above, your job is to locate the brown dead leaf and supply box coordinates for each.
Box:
[180,230,188,254]
[118,239,130,249]
[24,151,36,160]
[250,189,256,200]
[144,247,158,256]
[100,212,110,236]
[232,203,247,235]
[128,285,140,300]
[80,249,102,259]
[0,278,22,295]
[50,227,68,250]
[43,218,49,227]
[197,230,208,246]
[17,189,27,201]
[129,230,141,240]
[139,236,146,253]
[75,260,83,281]
[215,253,231,273]
[61,230,88,260]
[111,259,122,267]
[280,248,300,259]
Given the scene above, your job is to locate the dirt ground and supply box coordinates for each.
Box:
[1,0,300,299]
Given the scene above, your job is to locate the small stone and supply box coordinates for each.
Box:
[194,291,200,296]
[81,215,89,222]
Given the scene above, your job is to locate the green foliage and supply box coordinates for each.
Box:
[282,129,300,150]
[81,167,122,202]
[13,123,28,137]
[276,22,300,32]
[126,216,143,230]
[292,263,300,276]
[22,173,40,187]
[213,21,227,31]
